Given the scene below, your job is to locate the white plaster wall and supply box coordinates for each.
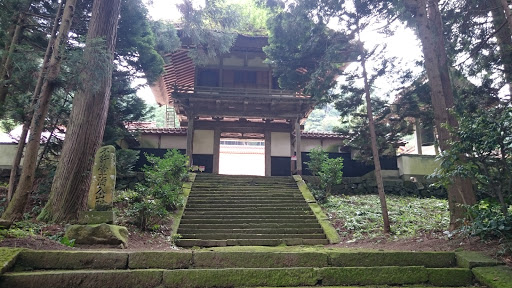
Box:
[247,56,267,68]
[397,154,439,177]
[194,130,214,154]
[139,134,159,148]
[301,139,322,152]
[0,144,42,169]
[271,132,291,157]
[223,55,244,67]
[160,135,187,149]
[300,138,342,152]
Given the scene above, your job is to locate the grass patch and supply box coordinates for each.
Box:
[322,195,449,240]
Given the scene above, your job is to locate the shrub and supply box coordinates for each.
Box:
[116,149,188,230]
[306,147,344,197]
[460,200,512,240]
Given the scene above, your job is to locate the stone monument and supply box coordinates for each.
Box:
[78,145,116,224]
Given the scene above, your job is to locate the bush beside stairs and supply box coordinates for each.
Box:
[177,174,329,247]
[1,248,510,287]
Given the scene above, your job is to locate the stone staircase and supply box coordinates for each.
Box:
[2,248,506,288]
[177,174,328,247]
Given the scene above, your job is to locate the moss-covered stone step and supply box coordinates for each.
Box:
[178,238,330,247]
[180,233,327,240]
[184,206,310,212]
[183,210,314,216]
[187,195,305,200]
[179,218,319,224]
[186,199,307,204]
[185,203,310,209]
[472,265,512,288]
[178,223,323,229]
[2,266,471,288]
[182,215,316,220]
[177,228,325,234]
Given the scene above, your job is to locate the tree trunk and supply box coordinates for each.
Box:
[361,50,391,234]
[1,0,78,222]
[413,0,476,229]
[39,0,122,223]
[6,0,63,204]
[499,0,512,32]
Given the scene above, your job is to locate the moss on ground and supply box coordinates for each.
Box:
[128,251,192,269]
[427,268,473,286]
[162,267,318,288]
[0,247,23,274]
[0,269,164,288]
[293,175,342,244]
[319,266,429,286]
[15,250,128,271]
[171,173,196,235]
[456,251,501,268]
[473,265,512,288]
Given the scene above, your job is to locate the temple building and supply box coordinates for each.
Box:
[147,34,329,176]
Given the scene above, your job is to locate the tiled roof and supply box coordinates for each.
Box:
[300,132,345,139]
[129,127,188,135]
[128,126,344,139]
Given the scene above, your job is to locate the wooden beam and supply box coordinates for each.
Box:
[186,116,194,166]
[415,118,423,155]
[213,128,221,174]
[265,130,271,176]
[295,120,302,175]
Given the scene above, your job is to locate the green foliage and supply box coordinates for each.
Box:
[59,236,75,247]
[306,147,329,177]
[306,147,344,197]
[0,220,43,240]
[116,150,188,230]
[139,150,189,211]
[432,105,512,213]
[178,0,241,64]
[460,200,512,240]
[323,195,450,239]
[319,157,344,195]
[115,149,140,190]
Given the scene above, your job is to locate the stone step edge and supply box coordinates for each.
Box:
[11,250,466,271]
[1,267,474,288]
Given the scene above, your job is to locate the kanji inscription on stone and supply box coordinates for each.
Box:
[88,145,116,211]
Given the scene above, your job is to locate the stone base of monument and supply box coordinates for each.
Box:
[65,223,128,248]
[0,219,12,229]
[78,210,115,225]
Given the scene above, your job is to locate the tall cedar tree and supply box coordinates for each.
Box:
[404,0,476,228]
[6,1,64,204]
[2,0,78,221]
[39,0,122,222]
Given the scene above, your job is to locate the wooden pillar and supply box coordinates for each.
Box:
[213,128,221,174]
[295,120,302,175]
[415,118,423,155]
[265,130,271,176]
[186,116,194,166]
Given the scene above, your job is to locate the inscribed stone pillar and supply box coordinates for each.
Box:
[79,145,116,224]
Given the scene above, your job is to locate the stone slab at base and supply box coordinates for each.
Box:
[65,223,128,248]
[78,211,114,225]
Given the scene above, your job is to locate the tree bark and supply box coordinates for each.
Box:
[6,0,63,204]
[1,0,78,222]
[412,0,476,229]
[499,0,512,33]
[39,0,122,223]
[361,48,391,234]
